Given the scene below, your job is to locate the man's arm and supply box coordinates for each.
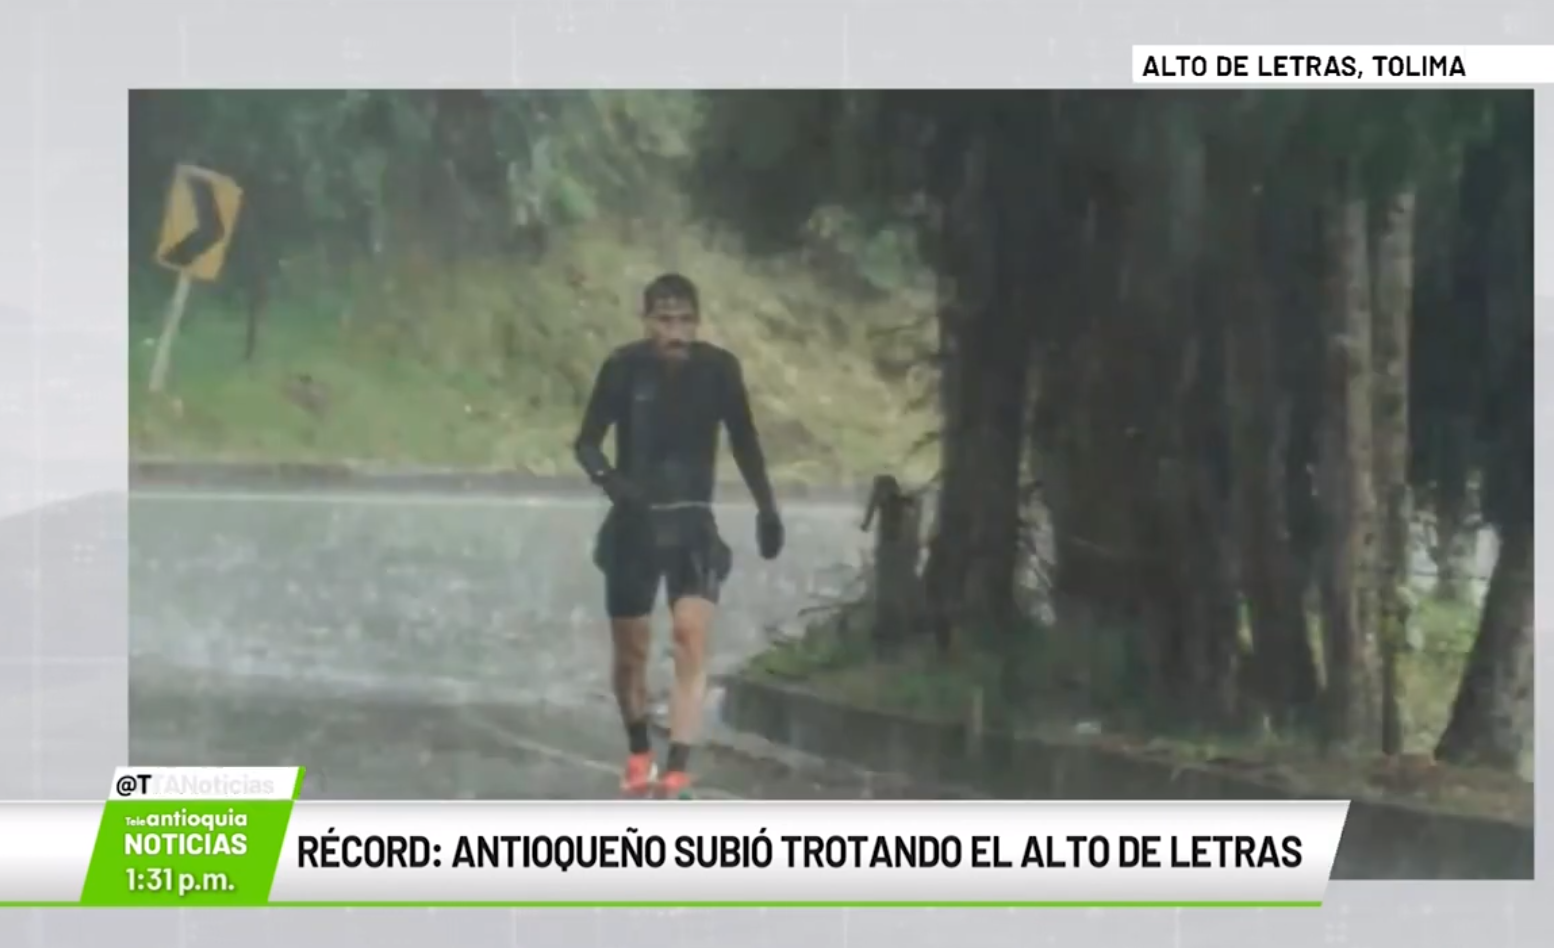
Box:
[722,353,777,513]
[573,354,623,485]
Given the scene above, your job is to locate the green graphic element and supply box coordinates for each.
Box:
[263,900,1321,908]
[78,798,295,907]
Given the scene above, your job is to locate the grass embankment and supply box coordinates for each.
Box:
[748,592,1532,822]
[129,221,938,484]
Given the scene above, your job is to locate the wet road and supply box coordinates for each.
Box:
[128,485,1504,799]
[128,488,876,799]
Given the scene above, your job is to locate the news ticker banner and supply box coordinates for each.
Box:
[1133,45,1554,85]
[0,768,1351,908]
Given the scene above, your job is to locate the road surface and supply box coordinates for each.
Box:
[128,487,881,799]
[128,484,1505,799]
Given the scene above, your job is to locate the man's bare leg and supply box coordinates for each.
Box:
[610,616,655,792]
[610,616,653,722]
[662,595,714,789]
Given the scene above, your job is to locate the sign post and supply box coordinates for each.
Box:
[148,164,244,393]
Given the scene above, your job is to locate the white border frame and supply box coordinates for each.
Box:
[0,0,1546,944]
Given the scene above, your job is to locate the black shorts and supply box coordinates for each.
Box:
[593,506,733,618]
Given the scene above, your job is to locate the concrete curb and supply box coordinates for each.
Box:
[721,674,1534,880]
[129,458,873,505]
[646,697,972,800]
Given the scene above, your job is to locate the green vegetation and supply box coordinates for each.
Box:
[751,592,1482,745]
[129,92,937,483]
[746,591,1530,820]
[128,226,937,481]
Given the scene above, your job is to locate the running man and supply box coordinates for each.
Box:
[572,273,785,799]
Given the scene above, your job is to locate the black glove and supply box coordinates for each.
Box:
[756,508,785,560]
[599,471,645,510]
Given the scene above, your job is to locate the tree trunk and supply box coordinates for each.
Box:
[925,316,1029,656]
[1036,104,1244,728]
[1437,108,1535,773]
[1316,180,1382,752]
[923,133,1031,659]
[1227,270,1317,727]
[1146,113,1239,727]
[1261,155,1328,711]
[863,475,925,654]
[1434,521,1533,770]
[1212,134,1319,731]
[1038,170,1160,706]
[1370,185,1417,755]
